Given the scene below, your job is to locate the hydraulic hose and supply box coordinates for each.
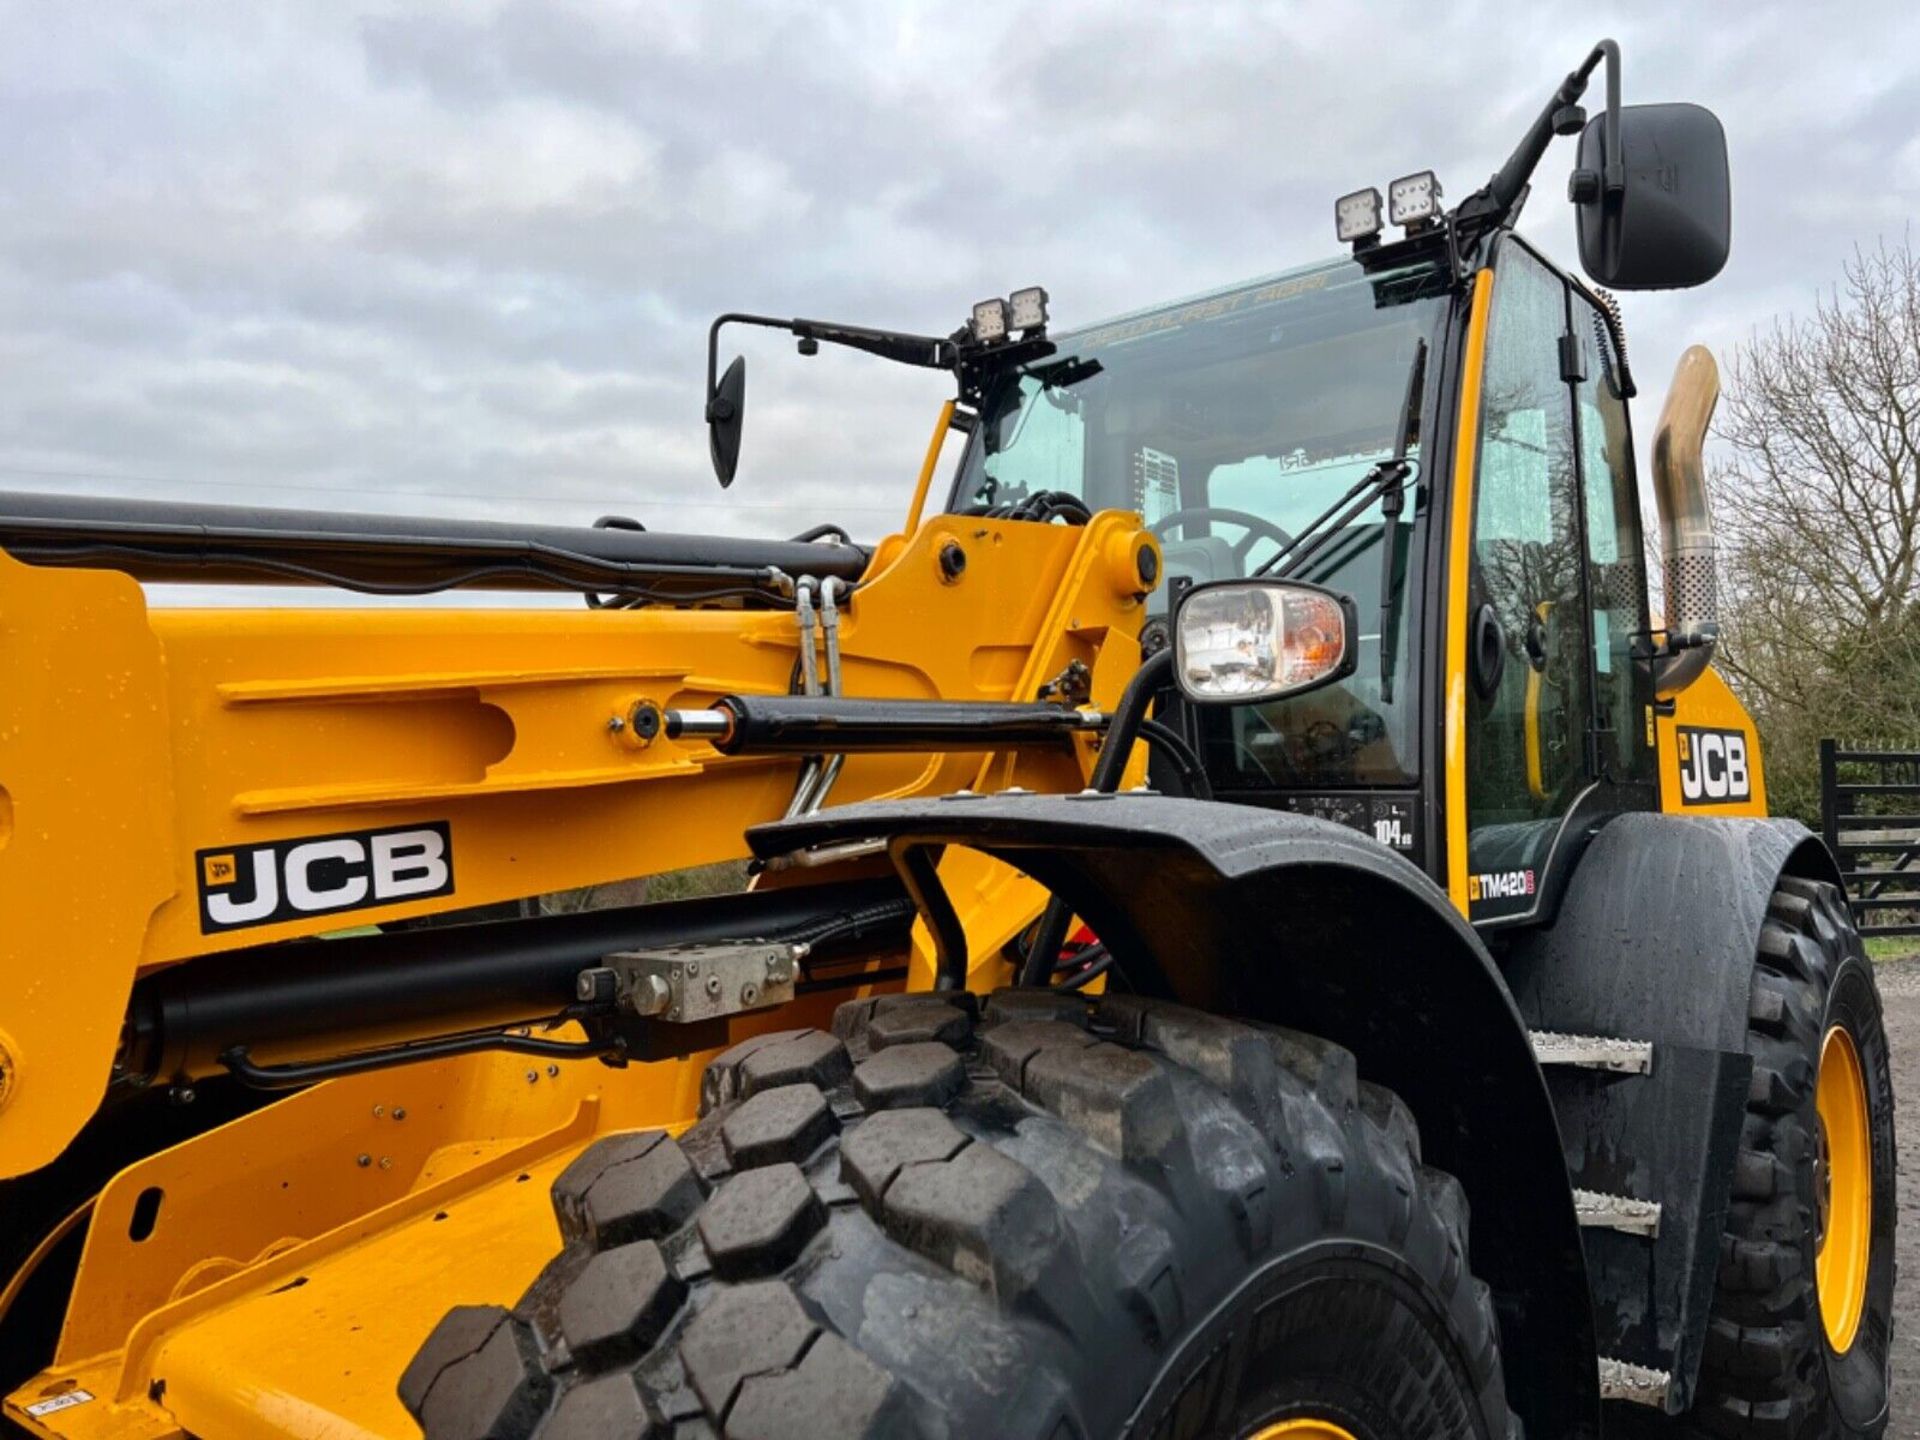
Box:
[1019,647,1175,985]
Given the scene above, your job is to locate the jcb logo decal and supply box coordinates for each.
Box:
[196,822,453,933]
[1677,727,1752,806]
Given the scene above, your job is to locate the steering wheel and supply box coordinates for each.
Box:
[1150,507,1295,571]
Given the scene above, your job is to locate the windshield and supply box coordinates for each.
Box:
[950,254,1452,789]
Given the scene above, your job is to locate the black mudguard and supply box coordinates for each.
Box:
[756,793,1601,1439]
[1501,813,1841,1413]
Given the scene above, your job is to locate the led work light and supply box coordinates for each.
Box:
[970,298,1010,343]
[1388,170,1442,228]
[1334,187,1383,245]
[1008,286,1049,331]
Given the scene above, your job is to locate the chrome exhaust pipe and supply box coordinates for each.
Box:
[1651,344,1721,697]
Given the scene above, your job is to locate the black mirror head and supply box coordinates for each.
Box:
[708,354,747,488]
[1574,102,1730,291]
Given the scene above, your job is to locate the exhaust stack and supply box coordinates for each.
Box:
[1650,344,1721,696]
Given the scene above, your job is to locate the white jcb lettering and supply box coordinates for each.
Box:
[285,838,369,912]
[1676,727,1753,805]
[373,829,449,898]
[205,849,280,926]
[199,823,454,933]
[1725,735,1749,797]
[1700,733,1729,798]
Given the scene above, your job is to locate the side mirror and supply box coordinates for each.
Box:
[1173,578,1357,704]
[1573,102,1730,290]
[707,355,746,488]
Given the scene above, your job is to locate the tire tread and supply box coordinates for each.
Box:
[403,990,1517,1439]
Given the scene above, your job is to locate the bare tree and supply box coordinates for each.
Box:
[1715,238,1920,820]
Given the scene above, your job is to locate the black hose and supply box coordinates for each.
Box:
[959,491,1091,525]
[34,544,792,602]
[1056,945,1120,992]
[1048,937,1105,973]
[1019,647,1175,985]
[0,490,863,597]
[1090,647,1175,791]
[1015,491,1092,524]
[785,898,918,952]
[1139,718,1212,801]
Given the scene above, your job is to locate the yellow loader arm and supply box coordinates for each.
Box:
[0,510,1158,1180]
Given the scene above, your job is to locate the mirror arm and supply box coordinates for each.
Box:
[1595,39,1624,193]
[706,312,791,417]
[1453,38,1620,243]
[706,312,958,415]
[791,318,956,370]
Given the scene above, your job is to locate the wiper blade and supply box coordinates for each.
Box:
[1251,457,1410,580]
[1252,337,1427,584]
[1376,338,1428,703]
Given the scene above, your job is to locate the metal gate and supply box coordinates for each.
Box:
[1819,739,1920,938]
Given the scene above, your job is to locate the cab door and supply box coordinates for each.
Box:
[1455,239,1653,926]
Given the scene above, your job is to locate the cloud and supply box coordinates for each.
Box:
[0,0,1915,574]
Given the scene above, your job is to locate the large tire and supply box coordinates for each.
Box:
[400,990,1518,1439]
[1679,876,1896,1438]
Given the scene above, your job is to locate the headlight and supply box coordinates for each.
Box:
[1174,579,1356,704]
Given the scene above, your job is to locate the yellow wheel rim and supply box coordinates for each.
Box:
[1252,1423,1360,1440]
[1815,1023,1872,1353]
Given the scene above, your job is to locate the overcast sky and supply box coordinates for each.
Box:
[3,1,1916,580]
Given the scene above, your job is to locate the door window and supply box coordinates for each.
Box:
[1573,296,1655,786]
[1465,246,1590,908]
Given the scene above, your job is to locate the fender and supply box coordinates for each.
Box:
[757,792,1600,1440]
[1500,812,1840,1411]
[1503,813,1837,1051]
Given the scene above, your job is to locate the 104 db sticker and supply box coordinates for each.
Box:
[1676,726,1753,806]
[196,822,453,933]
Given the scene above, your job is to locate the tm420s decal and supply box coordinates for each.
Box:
[196,822,454,933]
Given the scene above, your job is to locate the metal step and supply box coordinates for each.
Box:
[1531,1029,1654,1074]
[1573,1187,1661,1237]
[1598,1356,1672,1407]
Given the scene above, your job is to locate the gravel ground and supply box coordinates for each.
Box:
[1878,957,1920,1435]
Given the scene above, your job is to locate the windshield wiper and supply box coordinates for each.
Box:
[1253,337,1427,587]
[1375,339,1427,703]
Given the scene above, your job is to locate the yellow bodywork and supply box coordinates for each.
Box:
[1,497,1157,1437]
[1657,667,1768,817]
[1442,268,1495,914]
[9,1005,842,1439]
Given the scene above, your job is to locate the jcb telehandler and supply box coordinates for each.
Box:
[0,40,1896,1440]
